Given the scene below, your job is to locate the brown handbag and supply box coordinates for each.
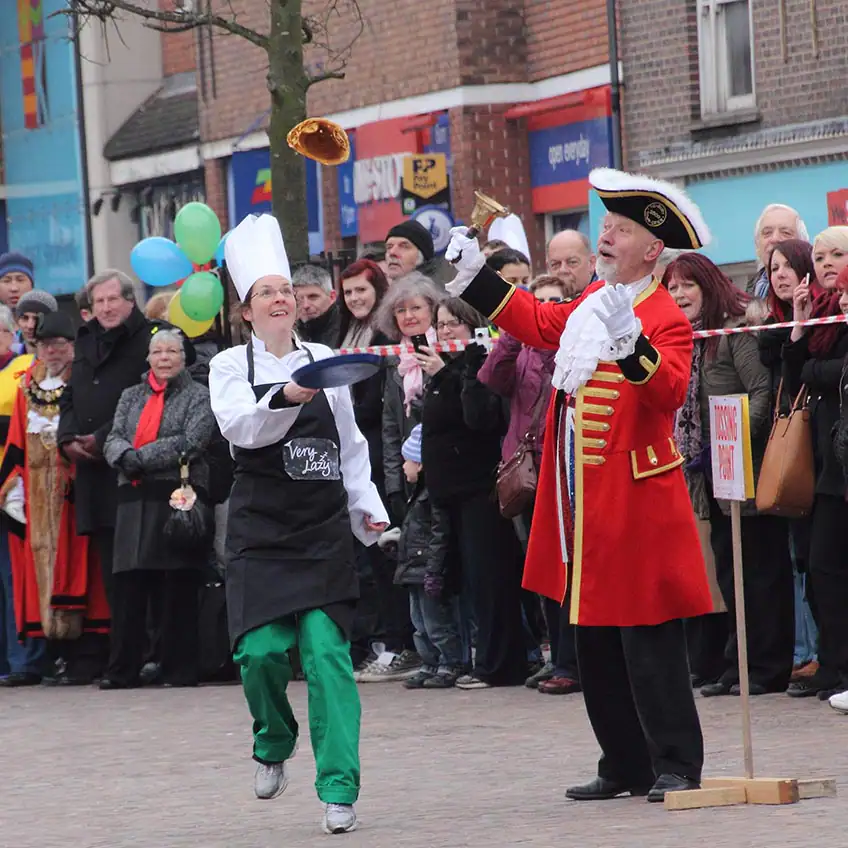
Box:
[496,388,548,519]
[755,381,815,517]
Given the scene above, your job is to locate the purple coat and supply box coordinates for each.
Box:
[477,331,556,463]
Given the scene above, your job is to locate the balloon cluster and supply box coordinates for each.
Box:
[130,202,231,338]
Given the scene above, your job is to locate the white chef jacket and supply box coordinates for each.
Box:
[208,334,389,547]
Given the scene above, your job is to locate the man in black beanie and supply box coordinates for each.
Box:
[385,220,435,282]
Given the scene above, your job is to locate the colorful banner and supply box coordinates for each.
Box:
[230,148,323,255]
[0,0,89,296]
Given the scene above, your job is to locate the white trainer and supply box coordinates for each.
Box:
[828,689,848,714]
[322,803,358,834]
[254,761,288,799]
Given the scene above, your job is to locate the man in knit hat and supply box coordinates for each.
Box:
[15,290,58,355]
[0,251,35,310]
[384,220,435,282]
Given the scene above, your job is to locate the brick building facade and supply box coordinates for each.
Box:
[616,0,848,276]
[195,0,620,272]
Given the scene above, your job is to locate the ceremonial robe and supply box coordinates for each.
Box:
[0,364,109,641]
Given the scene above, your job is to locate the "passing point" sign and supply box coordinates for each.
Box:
[709,395,755,502]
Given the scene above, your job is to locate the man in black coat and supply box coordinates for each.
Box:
[58,270,172,605]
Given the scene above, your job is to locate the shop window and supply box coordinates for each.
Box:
[697,0,756,117]
[550,211,590,240]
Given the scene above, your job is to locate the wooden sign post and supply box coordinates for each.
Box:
[665,394,837,811]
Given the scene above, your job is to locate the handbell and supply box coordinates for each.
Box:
[287,118,351,166]
[450,190,510,265]
[468,191,510,237]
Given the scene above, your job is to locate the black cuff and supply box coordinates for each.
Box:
[461,264,517,321]
[268,384,299,409]
[618,335,661,385]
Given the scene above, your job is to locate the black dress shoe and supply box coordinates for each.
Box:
[730,682,767,696]
[98,678,140,691]
[566,776,652,801]
[0,672,42,687]
[647,773,700,802]
[700,680,734,697]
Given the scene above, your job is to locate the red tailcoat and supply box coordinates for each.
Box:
[464,268,712,627]
[0,369,109,641]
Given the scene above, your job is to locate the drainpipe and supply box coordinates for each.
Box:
[72,9,95,278]
[607,0,624,170]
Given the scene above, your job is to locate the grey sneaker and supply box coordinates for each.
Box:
[254,761,288,800]
[357,650,422,682]
[322,803,358,834]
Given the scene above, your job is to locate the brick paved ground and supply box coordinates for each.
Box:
[2,682,845,847]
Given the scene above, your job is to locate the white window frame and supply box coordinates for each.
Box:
[697,0,756,117]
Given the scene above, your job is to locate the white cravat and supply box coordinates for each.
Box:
[552,274,653,394]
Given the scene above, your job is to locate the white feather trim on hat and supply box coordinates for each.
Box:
[589,167,712,248]
[225,214,292,302]
[488,214,532,265]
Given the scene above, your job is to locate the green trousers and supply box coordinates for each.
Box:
[233,609,361,805]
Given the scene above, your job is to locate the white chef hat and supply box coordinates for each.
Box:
[225,213,292,301]
[488,213,532,266]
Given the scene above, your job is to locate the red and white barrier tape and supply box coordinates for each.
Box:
[692,313,847,338]
[336,339,487,356]
[334,314,848,357]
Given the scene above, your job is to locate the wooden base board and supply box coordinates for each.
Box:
[665,777,837,811]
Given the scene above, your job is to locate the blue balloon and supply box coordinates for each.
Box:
[214,231,231,267]
[130,237,194,287]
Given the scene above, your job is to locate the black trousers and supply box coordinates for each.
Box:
[577,620,704,784]
[709,498,795,690]
[443,489,527,686]
[809,495,848,684]
[107,570,200,686]
[684,613,729,684]
[368,541,415,655]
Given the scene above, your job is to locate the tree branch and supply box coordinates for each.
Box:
[305,69,345,88]
[61,0,270,51]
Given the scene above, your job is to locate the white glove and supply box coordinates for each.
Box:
[593,284,640,340]
[445,227,486,296]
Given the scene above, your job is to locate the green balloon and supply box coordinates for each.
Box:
[180,271,224,321]
[174,202,222,265]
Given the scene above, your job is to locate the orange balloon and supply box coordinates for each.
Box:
[168,291,215,338]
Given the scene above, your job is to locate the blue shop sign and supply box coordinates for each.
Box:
[528,117,613,212]
[231,148,323,254]
[337,135,358,238]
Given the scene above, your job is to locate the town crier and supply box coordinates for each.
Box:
[0,312,109,684]
[446,168,713,803]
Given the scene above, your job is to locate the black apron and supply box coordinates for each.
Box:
[225,340,358,647]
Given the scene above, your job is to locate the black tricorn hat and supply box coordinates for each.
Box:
[35,311,75,342]
[589,168,712,250]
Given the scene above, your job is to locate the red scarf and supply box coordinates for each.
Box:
[133,372,168,449]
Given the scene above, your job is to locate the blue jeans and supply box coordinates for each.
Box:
[793,568,818,665]
[409,587,468,672]
[0,532,46,676]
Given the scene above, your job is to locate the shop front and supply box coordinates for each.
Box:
[338,111,453,247]
[510,85,615,241]
[229,148,324,255]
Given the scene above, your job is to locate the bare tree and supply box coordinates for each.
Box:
[66,0,364,262]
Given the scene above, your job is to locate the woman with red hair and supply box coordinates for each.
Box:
[334,259,405,675]
[783,225,848,699]
[664,253,794,698]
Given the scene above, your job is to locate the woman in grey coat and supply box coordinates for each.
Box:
[100,329,216,689]
[664,253,794,698]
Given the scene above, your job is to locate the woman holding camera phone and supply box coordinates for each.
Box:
[413,297,529,690]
